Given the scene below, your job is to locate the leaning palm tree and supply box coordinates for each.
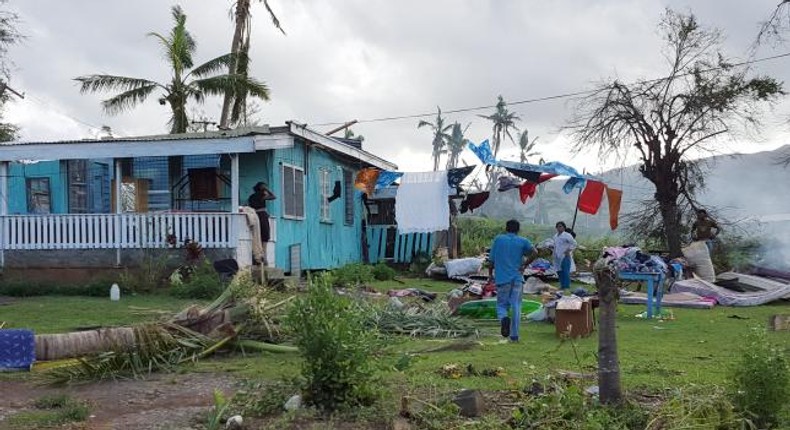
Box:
[479,95,520,159]
[418,106,453,171]
[445,122,470,169]
[517,129,540,164]
[75,6,270,134]
[220,0,285,128]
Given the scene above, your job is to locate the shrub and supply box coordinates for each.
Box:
[729,328,790,429]
[372,262,396,281]
[120,248,174,293]
[331,263,374,288]
[0,279,127,297]
[169,258,225,299]
[646,385,739,430]
[284,273,381,411]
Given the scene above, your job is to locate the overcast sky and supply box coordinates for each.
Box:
[5,0,790,173]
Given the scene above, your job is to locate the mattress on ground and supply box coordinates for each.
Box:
[0,329,35,371]
[619,291,715,309]
[672,276,790,306]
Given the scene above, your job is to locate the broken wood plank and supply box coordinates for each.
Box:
[769,314,790,331]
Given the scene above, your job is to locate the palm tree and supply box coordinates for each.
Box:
[445,122,470,169]
[75,6,270,134]
[418,106,453,171]
[479,95,520,159]
[219,0,284,128]
[517,130,540,164]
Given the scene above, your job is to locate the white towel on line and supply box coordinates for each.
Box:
[395,171,450,234]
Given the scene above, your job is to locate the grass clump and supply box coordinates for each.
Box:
[372,262,397,281]
[170,258,224,299]
[729,328,790,429]
[7,394,90,429]
[284,273,382,412]
[330,262,374,288]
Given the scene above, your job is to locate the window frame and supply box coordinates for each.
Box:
[343,169,354,226]
[319,168,332,223]
[281,163,305,220]
[26,177,52,214]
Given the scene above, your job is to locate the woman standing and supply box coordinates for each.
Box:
[553,221,577,290]
[248,182,276,248]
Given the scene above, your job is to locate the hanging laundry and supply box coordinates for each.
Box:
[354,168,380,196]
[540,161,582,178]
[606,187,623,230]
[460,191,490,214]
[578,180,605,214]
[327,181,342,203]
[447,165,475,191]
[519,182,537,203]
[375,171,403,190]
[505,167,541,182]
[497,176,522,191]
[467,140,496,165]
[395,171,450,233]
[563,177,586,194]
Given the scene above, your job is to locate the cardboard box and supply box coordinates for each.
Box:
[555,298,594,338]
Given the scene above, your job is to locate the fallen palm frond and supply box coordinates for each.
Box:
[38,323,223,385]
[38,271,299,385]
[364,302,478,338]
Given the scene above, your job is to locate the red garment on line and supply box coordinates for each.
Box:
[606,187,623,230]
[577,180,605,214]
[518,174,558,204]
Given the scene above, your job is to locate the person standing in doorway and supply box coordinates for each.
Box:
[248,182,276,262]
[692,209,720,253]
[553,221,578,290]
[488,219,537,342]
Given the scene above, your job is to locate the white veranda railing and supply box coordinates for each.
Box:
[0,213,239,250]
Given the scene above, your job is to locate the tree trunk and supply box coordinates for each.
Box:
[220,0,250,129]
[36,328,136,361]
[594,259,622,405]
[658,194,683,257]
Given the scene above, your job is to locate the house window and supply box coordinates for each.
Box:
[67,160,89,213]
[26,178,51,214]
[319,168,331,222]
[282,164,305,219]
[343,169,354,225]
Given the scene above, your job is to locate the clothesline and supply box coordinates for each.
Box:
[354,139,625,231]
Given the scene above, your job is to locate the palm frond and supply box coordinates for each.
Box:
[417,120,434,129]
[188,53,238,79]
[261,0,286,35]
[100,83,159,115]
[363,302,478,338]
[192,75,270,100]
[75,75,160,95]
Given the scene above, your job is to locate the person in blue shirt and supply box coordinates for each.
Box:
[488,219,537,342]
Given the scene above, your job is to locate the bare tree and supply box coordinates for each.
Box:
[593,260,622,404]
[567,9,783,256]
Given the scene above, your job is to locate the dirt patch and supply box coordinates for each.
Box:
[0,372,237,429]
[0,296,15,306]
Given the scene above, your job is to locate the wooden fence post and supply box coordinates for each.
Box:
[593,258,623,404]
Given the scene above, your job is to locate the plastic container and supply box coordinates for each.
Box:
[110,283,120,301]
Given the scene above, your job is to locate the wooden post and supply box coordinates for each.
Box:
[114,159,122,267]
[593,258,622,404]
[230,154,240,210]
[0,161,7,269]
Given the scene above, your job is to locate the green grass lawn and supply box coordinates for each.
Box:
[0,294,205,334]
[1,279,788,393]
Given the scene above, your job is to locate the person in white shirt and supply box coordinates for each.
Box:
[553,221,578,290]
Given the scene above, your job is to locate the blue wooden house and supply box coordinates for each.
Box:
[0,123,397,274]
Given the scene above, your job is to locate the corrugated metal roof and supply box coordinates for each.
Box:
[0,126,272,146]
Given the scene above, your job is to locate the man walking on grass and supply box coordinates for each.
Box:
[488,219,537,342]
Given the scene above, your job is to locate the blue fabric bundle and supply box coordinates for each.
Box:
[0,329,36,371]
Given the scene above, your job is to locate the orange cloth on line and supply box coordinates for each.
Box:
[578,180,606,214]
[606,187,623,230]
[354,168,381,196]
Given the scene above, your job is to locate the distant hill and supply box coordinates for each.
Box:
[474,145,790,233]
